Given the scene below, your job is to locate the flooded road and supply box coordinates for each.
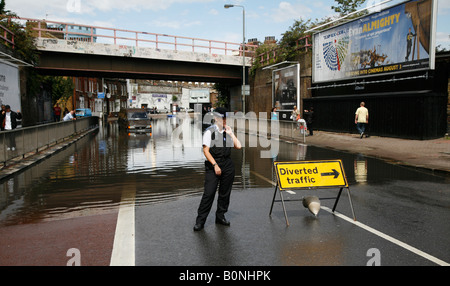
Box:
[1,116,449,266]
[0,117,448,227]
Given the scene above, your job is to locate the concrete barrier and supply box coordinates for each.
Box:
[0,117,99,166]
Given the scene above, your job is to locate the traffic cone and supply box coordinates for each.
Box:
[302,196,321,216]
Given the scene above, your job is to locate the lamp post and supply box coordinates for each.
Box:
[224,4,246,113]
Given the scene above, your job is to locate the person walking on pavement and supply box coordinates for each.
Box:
[291,106,300,122]
[271,107,278,121]
[194,107,242,231]
[303,107,314,136]
[355,102,369,138]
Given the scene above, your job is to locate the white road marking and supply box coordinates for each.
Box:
[251,170,450,266]
[320,206,450,266]
[110,186,136,266]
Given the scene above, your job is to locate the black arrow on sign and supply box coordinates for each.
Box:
[321,169,340,179]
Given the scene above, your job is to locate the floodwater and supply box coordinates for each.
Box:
[0,116,448,227]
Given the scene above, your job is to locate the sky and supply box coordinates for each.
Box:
[5,0,450,50]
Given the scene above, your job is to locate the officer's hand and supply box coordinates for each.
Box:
[214,165,222,176]
[224,125,233,135]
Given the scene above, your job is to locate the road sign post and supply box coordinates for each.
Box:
[270,160,356,226]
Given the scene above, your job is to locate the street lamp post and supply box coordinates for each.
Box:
[224,4,245,113]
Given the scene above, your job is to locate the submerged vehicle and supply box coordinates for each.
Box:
[118,108,152,133]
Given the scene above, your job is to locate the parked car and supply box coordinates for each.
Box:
[118,108,152,133]
[75,108,92,118]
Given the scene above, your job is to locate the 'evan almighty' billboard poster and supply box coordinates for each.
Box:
[312,0,437,83]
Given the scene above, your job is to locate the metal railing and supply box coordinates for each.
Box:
[255,35,312,66]
[0,117,99,166]
[0,22,14,49]
[5,16,258,56]
[231,116,307,143]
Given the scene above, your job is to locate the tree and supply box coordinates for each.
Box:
[212,83,230,109]
[44,76,74,105]
[278,18,313,62]
[332,0,367,16]
[0,0,7,14]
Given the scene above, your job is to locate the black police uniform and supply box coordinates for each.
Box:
[195,125,235,227]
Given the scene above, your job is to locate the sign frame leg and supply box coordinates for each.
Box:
[269,185,290,226]
[332,187,356,221]
[279,191,290,226]
[269,185,278,217]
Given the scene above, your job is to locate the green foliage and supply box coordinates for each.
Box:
[250,17,333,77]
[0,0,7,14]
[212,83,230,108]
[1,1,42,99]
[250,0,369,78]
[332,0,367,16]
[1,1,75,105]
[43,76,74,105]
[278,18,313,61]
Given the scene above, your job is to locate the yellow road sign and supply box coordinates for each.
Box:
[274,160,348,190]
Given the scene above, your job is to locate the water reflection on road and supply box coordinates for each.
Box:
[0,116,447,227]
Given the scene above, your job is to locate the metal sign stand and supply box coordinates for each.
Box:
[269,160,357,226]
[269,184,356,226]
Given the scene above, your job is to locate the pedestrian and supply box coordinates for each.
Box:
[304,107,314,136]
[291,106,300,122]
[271,107,278,121]
[1,105,22,131]
[53,104,62,122]
[194,107,242,231]
[63,110,76,121]
[355,102,369,138]
[1,105,22,150]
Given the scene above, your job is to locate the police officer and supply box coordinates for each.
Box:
[194,107,241,231]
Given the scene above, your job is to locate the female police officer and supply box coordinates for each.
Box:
[194,107,241,231]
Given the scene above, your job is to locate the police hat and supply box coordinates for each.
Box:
[213,107,228,118]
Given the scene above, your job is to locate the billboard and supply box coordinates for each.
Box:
[272,64,300,117]
[0,61,21,112]
[312,0,437,83]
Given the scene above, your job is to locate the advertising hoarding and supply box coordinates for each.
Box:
[0,61,21,112]
[312,0,437,83]
[272,64,300,118]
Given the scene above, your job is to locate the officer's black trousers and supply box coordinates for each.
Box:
[196,158,235,225]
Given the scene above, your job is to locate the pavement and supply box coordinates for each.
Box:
[301,131,450,174]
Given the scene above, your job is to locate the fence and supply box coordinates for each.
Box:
[231,115,307,143]
[0,22,14,49]
[0,117,99,166]
[6,16,258,56]
[255,35,312,66]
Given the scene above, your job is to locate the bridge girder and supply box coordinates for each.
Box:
[36,51,246,84]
